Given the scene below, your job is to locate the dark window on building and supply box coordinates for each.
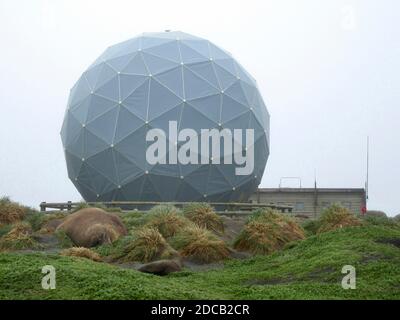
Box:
[295,202,305,211]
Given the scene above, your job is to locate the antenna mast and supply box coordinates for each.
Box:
[366,136,369,202]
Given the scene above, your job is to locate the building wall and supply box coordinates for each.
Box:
[249,188,366,218]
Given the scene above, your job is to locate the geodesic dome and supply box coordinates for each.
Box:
[61,31,270,202]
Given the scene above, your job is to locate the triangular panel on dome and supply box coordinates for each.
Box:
[65,150,84,180]
[122,53,149,75]
[206,165,231,196]
[141,52,179,75]
[180,103,219,134]
[141,36,174,50]
[143,40,181,63]
[94,63,118,90]
[84,128,110,158]
[238,80,257,108]
[148,174,181,201]
[65,128,85,159]
[148,103,182,138]
[61,111,82,146]
[233,61,255,86]
[114,125,147,170]
[186,61,220,90]
[113,149,143,185]
[147,78,182,120]
[106,53,136,72]
[84,63,104,91]
[86,94,118,123]
[77,162,117,196]
[209,42,231,60]
[119,74,147,100]
[69,76,91,107]
[109,37,141,58]
[86,147,118,185]
[221,95,249,123]
[175,180,203,202]
[185,164,211,195]
[94,74,120,102]
[114,105,145,143]
[213,58,237,76]
[224,80,251,107]
[249,111,267,141]
[183,67,220,100]
[73,179,98,202]
[187,93,221,123]
[69,95,90,124]
[180,39,210,60]
[86,108,118,145]
[179,42,209,64]
[212,63,238,90]
[154,66,184,99]
[121,174,146,200]
[123,78,149,120]
[140,175,162,201]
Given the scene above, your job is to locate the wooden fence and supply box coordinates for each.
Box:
[39,201,293,215]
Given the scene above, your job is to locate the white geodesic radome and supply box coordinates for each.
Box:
[61,31,270,202]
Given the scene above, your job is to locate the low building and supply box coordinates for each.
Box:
[249,187,366,218]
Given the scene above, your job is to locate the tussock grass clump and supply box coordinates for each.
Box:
[361,215,399,227]
[0,222,40,251]
[119,211,146,230]
[170,225,230,263]
[61,247,102,262]
[301,219,320,236]
[54,229,74,248]
[145,205,192,238]
[116,227,178,263]
[0,196,26,225]
[233,209,305,255]
[183,203,224,234]
[317,205,362,234]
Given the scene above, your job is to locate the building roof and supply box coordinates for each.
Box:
[257,188,365,194]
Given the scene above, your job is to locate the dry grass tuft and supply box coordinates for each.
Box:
[170,225,230,263]
[0,197,26,225]
[117,227,178,263]
[317,205,362,234]
[233,209,305,255]
[145,205,192,238]
[60,247,102,262]
[0,222,40,251]
[183,203,224,234]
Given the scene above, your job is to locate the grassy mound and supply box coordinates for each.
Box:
[317,205,362,234]
[115,227,178,263]
[233,209,305,255]
[144,205,192,238]
[0,222,400,299]
[183,203,224,234]
[0,222,40,251]
[365,210,387,218]
[61,247,102,262]
[170,225,230,263]
[0,197,27,225]
[118,211,146,230]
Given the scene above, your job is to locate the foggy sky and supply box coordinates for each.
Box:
[0,0,399,216]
